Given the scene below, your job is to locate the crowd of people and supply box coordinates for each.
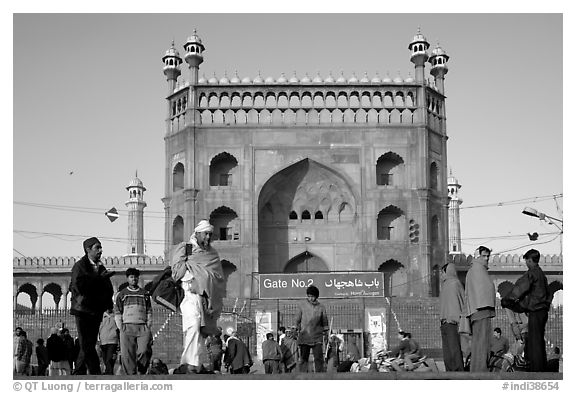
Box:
[13,229,561,376]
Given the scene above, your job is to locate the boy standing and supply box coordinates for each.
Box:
[114,268,152,375]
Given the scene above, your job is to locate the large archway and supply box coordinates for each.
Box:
[284,252,329,273]
[257,158,357,273]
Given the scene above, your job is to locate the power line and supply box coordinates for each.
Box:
[13,192,564,224]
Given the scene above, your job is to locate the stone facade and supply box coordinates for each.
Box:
[161,29,451,298]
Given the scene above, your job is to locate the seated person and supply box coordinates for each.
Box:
[546,347,560,372]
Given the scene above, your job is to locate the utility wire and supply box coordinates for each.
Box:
[14,192,562,219]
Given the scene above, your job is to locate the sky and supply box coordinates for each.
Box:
[10,12,564,259]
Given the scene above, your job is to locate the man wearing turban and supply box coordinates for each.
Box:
[170,220,226,373]
[69,237,114,375]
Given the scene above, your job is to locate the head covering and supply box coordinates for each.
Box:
[194,219,214,233]
[83,237,100,252]
[306,285,320,298]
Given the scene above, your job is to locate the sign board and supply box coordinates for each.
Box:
[217,312,237,336]
[259,272,385,299]
[365,307,387,357]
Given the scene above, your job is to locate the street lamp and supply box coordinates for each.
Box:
[522,207,563,255]
[522,207,563,227]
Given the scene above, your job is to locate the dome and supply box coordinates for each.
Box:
[127,176,146,190]
[324,72,335,83]
[289,72,299,83]
[393,72,403,83]
[301,73,311,83]
[219,73,230,84]
[253,72,263,84]
[241,76,252,83]
[348,73,358,83]
[404,73,414,83]
[185,29,204,48]
[431,44,447,57]
[277,73,288,83]
[447,175,459,185]
[198,74,207,84]
[336,72,347,83]
[382,72,392,83]
[163,42,181,59]
[360,72,370,83]
[265,76,275,84]
[230,71,241,84]
[371,73,382,83]
[313,72,323,83]
[410,27,428,45]
[208,73,219,84]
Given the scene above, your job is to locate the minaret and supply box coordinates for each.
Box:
[125,172,147,256]
[183,29,205,85]
[408,27,430,84]
[408,28,430,123]
[429,43,450,95]
[162,40,183,93]
[447,170,463,254]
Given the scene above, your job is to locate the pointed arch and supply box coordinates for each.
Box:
[172,215,184,244]
[209,206,239,241]
[378,260,405,297]
[210,152,238,186]
[284,252,329,273]
[173,162,185,192]
[377,205,405,241]
[376,152,405,186]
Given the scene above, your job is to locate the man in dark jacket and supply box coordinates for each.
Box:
[295,285,329,373]
[224,332,252,374]
[47,328,70,375]
[69,237,114,375]
[36,338,50,376]
[504,249,551,372]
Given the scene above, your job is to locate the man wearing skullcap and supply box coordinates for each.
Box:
[170,219,226,373]
[70,237,114,374]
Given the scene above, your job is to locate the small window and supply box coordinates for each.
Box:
[219,227,230,241]
[302,210,311,220]
[289,211,298,220]
[380,174,392,186]
[219,174,231,186]
[315,211,323,220]
[132,246,135,253]
[453,244,457,252]
[380,226,393,240]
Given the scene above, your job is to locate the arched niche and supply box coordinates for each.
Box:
[377,259,405,297]
[210,152,239,187]
[284,252,329,273]
[209,206,239,241]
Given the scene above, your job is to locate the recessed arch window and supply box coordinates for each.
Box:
[210,152,238,186]
[377,206,404,240]
[376,152,404,186]
[315,211,323,220]
[430,162,439,190]
[173,162,184,192]
[210,206,239,241]
[289,211,298,220]
[302,210,311,220]
[172,215,184,244]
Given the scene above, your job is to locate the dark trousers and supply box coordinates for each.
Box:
[526,309,548,372]
[264,359,281,374]
[74,314,103,375]
[441,322,464,371]
[298,343,324,373]
[100,344,117,375]
[470,317,492,372]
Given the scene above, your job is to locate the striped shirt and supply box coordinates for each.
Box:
[114,286,152,325]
